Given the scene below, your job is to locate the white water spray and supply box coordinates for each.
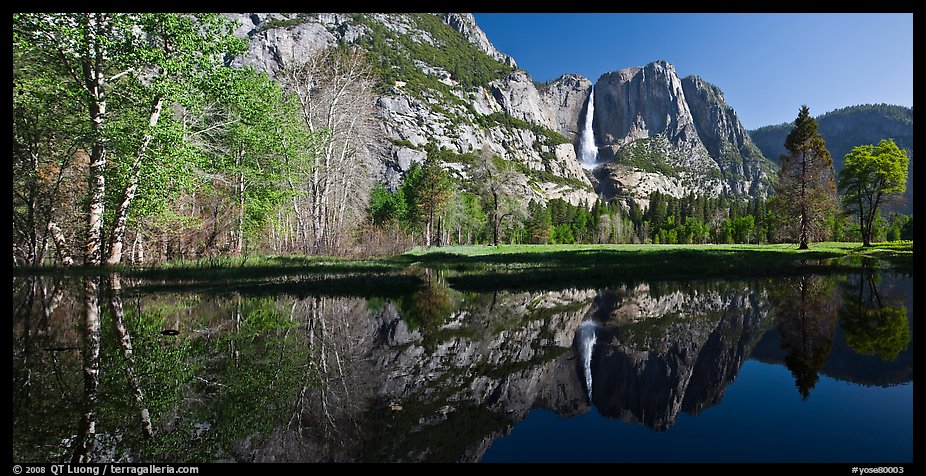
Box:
[578,87,598,170]
[576,321,598,403]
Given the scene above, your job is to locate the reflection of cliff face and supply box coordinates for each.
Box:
[19,273,908,463]
[581,282,771,430]
[247,280,776,461]
[246,288,596,463]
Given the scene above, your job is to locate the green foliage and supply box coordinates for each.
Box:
[199,66,316,241]
[12,13,262,263]
[772,105,838,249]
[730,215,755,244]
[839,273,911,362]
[444,191,487,244]
[838,139,910,246]
[353,13,513,100]
[613,138,678,177]
[369,184,408,226]
[888,214,913,241]
[525,200,552,244]
[633,192,770,245]
[12,41,90,265]
[400,153,452,245]
[842,305,910,361]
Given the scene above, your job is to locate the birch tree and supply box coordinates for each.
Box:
[13,13,245,265]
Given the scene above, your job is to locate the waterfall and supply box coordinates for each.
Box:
[576,320,598,403]
[578,87,598,169]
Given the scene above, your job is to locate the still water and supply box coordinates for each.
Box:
[12,271,912,463]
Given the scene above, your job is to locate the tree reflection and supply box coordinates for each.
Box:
[769,275,839,400]
[398,269,452,336]
[839,272,910,361]
[108,275,154,438]
[71,276,101,462]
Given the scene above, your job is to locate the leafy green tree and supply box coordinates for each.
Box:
[368,185,407,226]
[472,147,519,246]
[772,105,838,249]
[525,200,552,244]
[901,215,913,240]
[13,46,87,266]
[552,224,575,244]
[443,191,485,245]
[404,155,452,247]
[13,13,245,265]
[884,214,909,242]
[196,67,309,255]
[731,215,755,244]
[837,139,909,246]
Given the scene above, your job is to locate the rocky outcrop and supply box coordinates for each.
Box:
[681,75,771,196]
[538,74,593,140]
[439,13,517,68]
[681,76,753,160]
[223,13,773,211]
[595,61,702,147]
[590,61,772,205]
[224,12,597,208]
[225,13,343,72]
[489,71,554,128]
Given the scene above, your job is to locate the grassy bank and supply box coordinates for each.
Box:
[395,241,912,291]
[12,242,913,296]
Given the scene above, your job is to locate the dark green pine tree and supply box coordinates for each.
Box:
[772,105,838,249]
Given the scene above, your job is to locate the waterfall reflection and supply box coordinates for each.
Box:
[12,272,912,462]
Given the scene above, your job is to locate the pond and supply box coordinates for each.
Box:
[12,270,912,463]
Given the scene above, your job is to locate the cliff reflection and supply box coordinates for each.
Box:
[12,271,913,463]
[576,282,771,430]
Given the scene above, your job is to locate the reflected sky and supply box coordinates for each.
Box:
[12,271,913,463]
[482,361,912,462]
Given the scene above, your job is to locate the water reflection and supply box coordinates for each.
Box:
[577,282,771,430]
[12,271,912,463]
[768,275,840,399]
[840,270,911,362]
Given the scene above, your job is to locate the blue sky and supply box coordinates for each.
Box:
[472,13,913,129]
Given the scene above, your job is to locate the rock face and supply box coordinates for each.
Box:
[439,13,517,67]
[681,75,770,196]
[595,61,701,146]
[223,13,773,211]
[538,74,593,141]
[590,61,773,205]
[225,12,598,207]
[489,70,554,128]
